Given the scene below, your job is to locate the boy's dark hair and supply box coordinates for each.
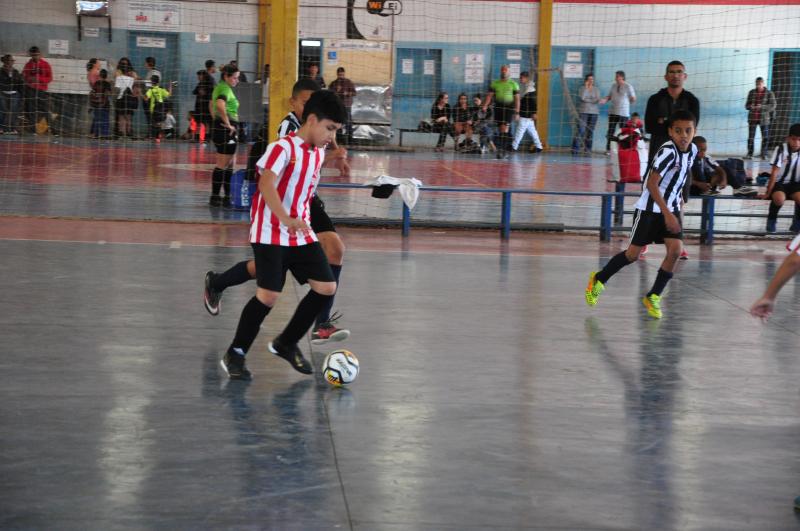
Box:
[336,67,345,74]
[667,109,696,127]
[666,60,684,73]
[220,64,238,80]
[205,59,215,69]
[151,75,160,84]
[146,57,156,66]
[473,93,483,100]
[616,70,625,79]
[86,58,97,71]
[292,78,320,97]
[196,69,205,76]
[693,136,707,145]
[789,123,800,137]
[99,69,108,79]
[756,76,764,83]
[520,71,529,78]
[302,90,347,124]
[631,112,640,118]
[28,46,40,54]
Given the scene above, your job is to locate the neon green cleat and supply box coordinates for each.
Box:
[642,294,662,319]
[585,272,605,306]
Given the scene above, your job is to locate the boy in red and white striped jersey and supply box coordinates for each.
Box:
[221,90,347,379]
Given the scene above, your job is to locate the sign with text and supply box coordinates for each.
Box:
[563,62,584,79]
[48,39,69,55]
[128,1,180,32]
[136,36,167,48]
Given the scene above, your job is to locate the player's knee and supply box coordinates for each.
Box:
[314,281,337,297]
[773,197,785,207]
[665,245,682,262]
[255,288,278,307]
[247,260,257,278]
[320,234,345,264]
[624,247,640,261]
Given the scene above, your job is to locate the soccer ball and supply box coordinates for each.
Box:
[322,350,359,386]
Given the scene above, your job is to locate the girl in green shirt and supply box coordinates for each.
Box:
[210,64,241,207]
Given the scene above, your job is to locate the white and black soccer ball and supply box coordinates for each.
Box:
[322,350,359,386]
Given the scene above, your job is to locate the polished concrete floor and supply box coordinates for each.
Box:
[1,222,799,529]
[1,137,799,529]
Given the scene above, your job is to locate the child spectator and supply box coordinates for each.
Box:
[511,87,543,153]
[144,75,171,142]
[161,108,176,139]
[760,123,800,233]
[690,136,727,195]
[89,69,111,139]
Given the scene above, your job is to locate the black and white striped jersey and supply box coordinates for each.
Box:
[770,143,800,184]
[277,112,301,138]
[634,141,697,213]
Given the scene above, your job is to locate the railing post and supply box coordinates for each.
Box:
[700,195,715,245]
[614,181,625,225]
[600,195,612,241]
[402,203,411,237]
[501,191,512,240]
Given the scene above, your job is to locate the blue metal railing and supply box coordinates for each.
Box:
[317,182,791,244]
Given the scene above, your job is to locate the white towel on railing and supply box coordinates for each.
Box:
[364,175,424,210]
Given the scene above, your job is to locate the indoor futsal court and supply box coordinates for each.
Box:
[3,0,800,529]
[1,138,799,529]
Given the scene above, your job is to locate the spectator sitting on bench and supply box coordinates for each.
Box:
[452,93,475,152]
[471,93,495,153]
[431,92,454,152]
[760,122,800,233]
[690,136,727,195]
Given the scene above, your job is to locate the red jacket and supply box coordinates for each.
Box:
[22,59,53,91]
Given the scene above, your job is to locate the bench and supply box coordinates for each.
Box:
[398,128,436,147]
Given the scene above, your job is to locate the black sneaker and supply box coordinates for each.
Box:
[269,337,313,374]
[221,349,252,380]
[222,196,232,209]
[209,195,222,207]
[204,271,222,316]
[311,311,351,345]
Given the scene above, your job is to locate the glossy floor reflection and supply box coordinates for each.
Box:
[1,229,799,530]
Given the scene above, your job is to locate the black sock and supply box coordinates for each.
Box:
[211,168,223,197]
[794,202,800,221]
[213,261,253,292]
[647,268,674,297]
[229,296,271,355]
[596,251,634,284]
[768,201,781,220]
[222,168,233,198]
[315,264,341,327]
[279,290,333,345]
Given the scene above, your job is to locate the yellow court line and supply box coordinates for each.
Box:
[437,161,488,188]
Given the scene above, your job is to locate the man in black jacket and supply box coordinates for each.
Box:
[645,61,700,166]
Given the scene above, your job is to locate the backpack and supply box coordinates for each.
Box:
[417,120,432,133]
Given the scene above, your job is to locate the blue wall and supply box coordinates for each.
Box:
[0,21,259,131]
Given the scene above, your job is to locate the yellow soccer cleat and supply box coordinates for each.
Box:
[585,272,605,306]
[642,294,662,319]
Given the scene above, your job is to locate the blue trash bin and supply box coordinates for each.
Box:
[231,169,258,210]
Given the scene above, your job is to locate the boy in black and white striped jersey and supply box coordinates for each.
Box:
[759,123,800,234]
[586,110,697,319]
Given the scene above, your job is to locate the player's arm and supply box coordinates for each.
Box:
[690,166,710,193]
[483,88,494,111]
[258,168,308,233]
[215,98,236,133]
[646,168,680,233]
[751,252,800,320]
[712,164,727,188]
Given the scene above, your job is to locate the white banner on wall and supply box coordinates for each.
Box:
[507,49,522,61]
[48,40,69,55]
[465,54,484,68]
[195,33,210,43]
[128,2,180,32]
[566,51,582,62]
[83,27,99,38]
[563,63,584,79]
[401,59,413,75]
[465,68,483,84]
[509,63,521,79]
[137,36,167,48]
[423,60,435,76]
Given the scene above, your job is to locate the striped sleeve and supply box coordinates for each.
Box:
[257,141,288,178]
[653,145,676,175]
[277,118,298,138]
[771,145,783,168]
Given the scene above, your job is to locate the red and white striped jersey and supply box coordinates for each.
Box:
[250,133,325,246]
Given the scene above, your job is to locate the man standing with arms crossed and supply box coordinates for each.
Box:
[483,64,520,159]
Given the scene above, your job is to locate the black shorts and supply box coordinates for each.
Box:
[251,242,335,292]
[212,119,239,155]
[630,209,683,246]
[772,182,800,198]
[494,104,515,126]
[310,195,336,234]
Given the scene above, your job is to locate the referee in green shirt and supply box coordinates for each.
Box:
[483,65,520,159]
[209,64,241,208]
